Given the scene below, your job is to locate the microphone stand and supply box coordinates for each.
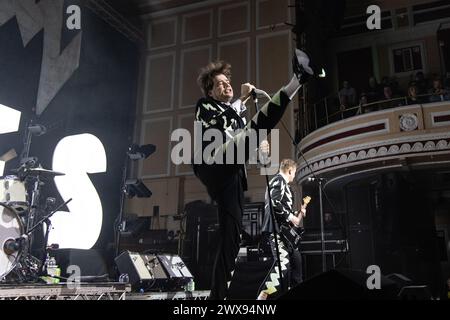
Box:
[115,151,129,259]
[252,93,285,293]
[317,178,326,272]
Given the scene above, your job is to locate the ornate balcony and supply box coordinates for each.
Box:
[297,101,450,184]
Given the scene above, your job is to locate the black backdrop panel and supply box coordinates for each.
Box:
[0,1,138,254]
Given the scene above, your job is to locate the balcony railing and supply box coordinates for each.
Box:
[305,92,450,135]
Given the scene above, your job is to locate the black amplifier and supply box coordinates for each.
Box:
[299,239,348,254]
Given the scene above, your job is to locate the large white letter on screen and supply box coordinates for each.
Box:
[49,134,106,249]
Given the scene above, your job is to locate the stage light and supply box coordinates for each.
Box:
[0,104,21,135]
[125,179,152,198]
[128,144,156,160]
[28,124,47,136]
[0,104,21,175]
[115,143,155,257]
[0,149,17,176]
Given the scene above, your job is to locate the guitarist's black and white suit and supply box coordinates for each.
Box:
[260,173,303,299]
[262,174,295,234]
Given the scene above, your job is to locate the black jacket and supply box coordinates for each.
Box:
[262,173,294,233]
[193,96,248,190]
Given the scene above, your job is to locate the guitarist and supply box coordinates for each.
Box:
[259,159,306,299]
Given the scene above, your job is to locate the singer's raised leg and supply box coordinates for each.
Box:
[204,49,314,165]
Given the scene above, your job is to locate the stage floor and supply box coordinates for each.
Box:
[0,282,210,300]
[0,282,129,300]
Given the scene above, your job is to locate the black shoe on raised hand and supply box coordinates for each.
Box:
[293,49,314,84]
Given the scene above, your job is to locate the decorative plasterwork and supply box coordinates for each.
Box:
[298,135,450,181]
[399,113,419,132]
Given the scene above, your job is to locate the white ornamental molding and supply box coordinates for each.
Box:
[299,131,450,169]
[399,113,419,131]
[298,139,450,180]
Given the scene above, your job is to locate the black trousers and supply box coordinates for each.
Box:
[289,247,303,287]
[260,233,303,298]
[194,164,245,300]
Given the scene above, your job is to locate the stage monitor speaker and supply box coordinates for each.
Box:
[386,273,412,290]
[398,285,432,300]
[115,251,192,291]
[279,269,399,300]
[115,251,162,289]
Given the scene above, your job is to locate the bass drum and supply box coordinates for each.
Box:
[0,203,24,279]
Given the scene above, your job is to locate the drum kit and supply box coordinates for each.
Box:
[0,163,68,283]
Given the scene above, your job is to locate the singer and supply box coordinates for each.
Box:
[193,49,313,299]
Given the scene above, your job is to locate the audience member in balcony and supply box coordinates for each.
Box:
[428,78,447,102]
[381,76,402,96]
[380,85,403,109]
[383,85,393,100]
[357,92,370,114]
[338,80,357,108]
[391,76,403,96]
[414,71,428,95]
[365,76,382,103]
[338,80,357,119]
[407,84,423,105]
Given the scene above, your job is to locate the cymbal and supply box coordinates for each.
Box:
[27,168,65,177]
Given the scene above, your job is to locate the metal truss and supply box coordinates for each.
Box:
[0,283,130,301]
[84,0,144,44]
[127,290,210,300]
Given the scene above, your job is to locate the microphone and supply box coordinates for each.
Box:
[251,88,271,100]
[251,89,257,100]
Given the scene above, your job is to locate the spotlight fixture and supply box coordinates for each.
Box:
[125,179,152,198]
[127,144,156,160]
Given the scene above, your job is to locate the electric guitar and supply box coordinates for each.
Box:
[279,196,311,249]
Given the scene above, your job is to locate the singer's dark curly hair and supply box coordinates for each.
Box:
[197,61,232,97]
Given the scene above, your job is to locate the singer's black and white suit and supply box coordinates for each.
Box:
[193,90,296,300]
[193,48,313,300]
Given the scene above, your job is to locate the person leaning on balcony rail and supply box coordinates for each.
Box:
[428,78,449,102]
[407,83,426,105]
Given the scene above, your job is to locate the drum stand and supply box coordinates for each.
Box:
[10,198,71,283]
[25,198,72,276]
[12,175,44,282]
[7,166,70,283]
[5,175,44,283]
[25,175,42,246]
